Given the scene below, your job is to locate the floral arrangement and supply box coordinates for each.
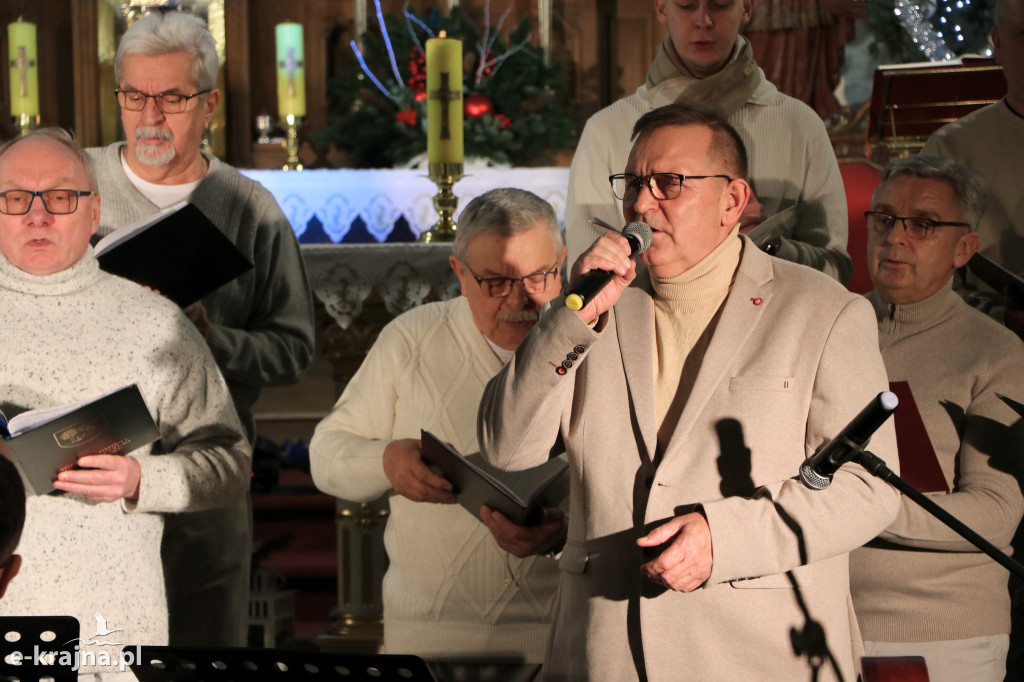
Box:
[314,3,576,168]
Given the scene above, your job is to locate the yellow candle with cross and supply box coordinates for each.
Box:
[8,19,39,118]
[275,22,306,118]
[426,33,463,165]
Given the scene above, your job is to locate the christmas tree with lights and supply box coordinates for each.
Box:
[867,0,995,62]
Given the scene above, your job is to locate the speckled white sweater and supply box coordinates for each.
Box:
[0,251,249,672]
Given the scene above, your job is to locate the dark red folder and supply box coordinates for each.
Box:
[889,380,949,493]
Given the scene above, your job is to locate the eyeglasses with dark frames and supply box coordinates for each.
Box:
[609,172,733,202]
[115,88,211,114]
[865,210,972,240]
[466,264,560,298]
[0,189,93,215]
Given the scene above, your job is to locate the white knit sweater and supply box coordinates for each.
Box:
[310,297,559,661]
[0,252,249,671]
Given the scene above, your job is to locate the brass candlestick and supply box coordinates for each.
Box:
[15,113,38,136]
[282,113,303,171]
[420,162,464,243]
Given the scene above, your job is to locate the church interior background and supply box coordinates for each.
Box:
[0,0,1006,651]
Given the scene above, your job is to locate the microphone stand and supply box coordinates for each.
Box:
[855,449,1024,581]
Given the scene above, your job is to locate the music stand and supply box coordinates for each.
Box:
[130,646,435,681]
[0,615,80,682]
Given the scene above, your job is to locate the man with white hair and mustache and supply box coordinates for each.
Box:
[310,188,567,679]
[85,12,314,648]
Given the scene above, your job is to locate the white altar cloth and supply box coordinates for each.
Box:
[240,167,571,243]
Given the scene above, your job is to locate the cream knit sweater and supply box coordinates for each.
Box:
[923,99,1024,283]
[850,282,1024,641]
[0,252,249,671]
[566,40,850,283]
[310,297,559,661]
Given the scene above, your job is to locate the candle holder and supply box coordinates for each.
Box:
[420,162,464,243]
[255,114,273,144]
[14,113,38,136]
[281,113,303,171]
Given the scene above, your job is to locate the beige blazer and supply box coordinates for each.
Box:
[479,239,901,681]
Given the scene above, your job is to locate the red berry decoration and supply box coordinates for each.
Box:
[464,93,495,118]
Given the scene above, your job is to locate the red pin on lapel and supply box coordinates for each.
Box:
[751,297,763,306]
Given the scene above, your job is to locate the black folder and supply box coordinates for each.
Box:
[95,202,253,307]
[419,429,568,526]
[3,385,159,496]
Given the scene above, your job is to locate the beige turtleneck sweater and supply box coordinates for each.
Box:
[850,281,1024,642]
[651,229,743,449]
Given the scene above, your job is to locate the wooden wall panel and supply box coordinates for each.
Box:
[224,0,251,166]
[613,3,663,102]
[71,0,101,148]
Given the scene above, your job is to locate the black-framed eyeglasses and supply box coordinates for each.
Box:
[609,172,733,202]
[865,210,972,240]
[467,264,560,298]
[115,88,211,114]
[0,189,93,216]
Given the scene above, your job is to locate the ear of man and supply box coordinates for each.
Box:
[953,231,980,268]
[203,89,221,128]
[721,179,752,229]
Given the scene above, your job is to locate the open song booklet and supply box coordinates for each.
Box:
[1,385,159,496]
[419,430,569,526]
[94,201,253,307]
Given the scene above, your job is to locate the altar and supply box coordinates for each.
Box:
[240,167,571,244]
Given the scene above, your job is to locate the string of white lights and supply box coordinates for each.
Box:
[893,0,957,61]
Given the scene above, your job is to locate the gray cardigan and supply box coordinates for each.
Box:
[87,143,315,441]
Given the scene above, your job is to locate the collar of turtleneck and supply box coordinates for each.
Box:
[649,227,742,310]
[867,278,961,341]
[0,248,103,297]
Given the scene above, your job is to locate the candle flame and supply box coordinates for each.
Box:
[439,30,447,38]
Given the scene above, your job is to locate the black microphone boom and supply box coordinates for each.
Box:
[800,391,899,490]
[565,222,653,311]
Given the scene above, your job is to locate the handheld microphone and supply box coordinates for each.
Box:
[566,222,653,312]
[800,391,898,490]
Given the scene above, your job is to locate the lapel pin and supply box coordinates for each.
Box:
[751,297,763,306]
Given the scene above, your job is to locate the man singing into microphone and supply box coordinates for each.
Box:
[479,102,901,681]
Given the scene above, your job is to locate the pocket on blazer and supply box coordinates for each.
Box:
[728,375,795,392]
[728,563,814,589]
[559,540,589,575]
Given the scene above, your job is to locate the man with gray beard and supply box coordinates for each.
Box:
[310,188,567,680]
[85,12,315,648]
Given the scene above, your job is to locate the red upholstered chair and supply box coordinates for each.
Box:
[839,160,883,294]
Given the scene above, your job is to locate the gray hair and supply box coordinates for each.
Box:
[0,127,98,194]
[454,188,564,262]
[877,155,988,230]
[115,12,218,92]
